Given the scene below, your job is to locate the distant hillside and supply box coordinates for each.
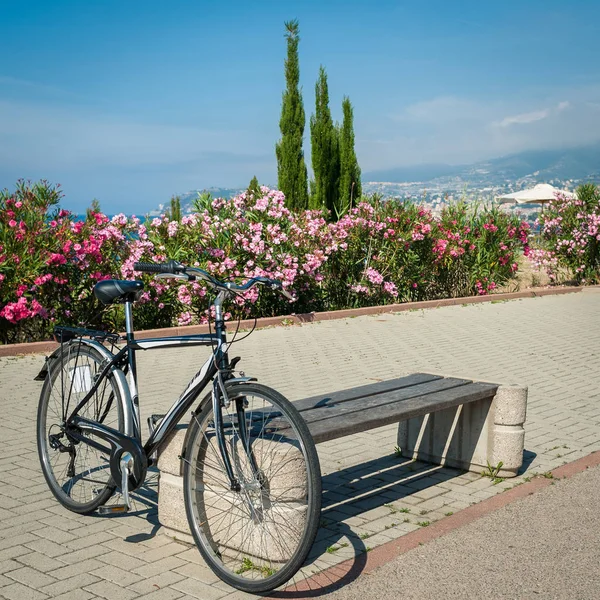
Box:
[149,187,243,215]
[364,143,600,185]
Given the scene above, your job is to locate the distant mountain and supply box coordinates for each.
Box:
[364,143,600,186]
[364,163,463,183]
[177,187,243,206]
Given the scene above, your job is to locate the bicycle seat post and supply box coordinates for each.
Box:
[124,301,135,342]
[124,300,140,436]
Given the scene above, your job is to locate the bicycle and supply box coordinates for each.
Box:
[35,260,322,594]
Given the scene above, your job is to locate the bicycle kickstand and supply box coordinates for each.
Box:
[98,452,134,515]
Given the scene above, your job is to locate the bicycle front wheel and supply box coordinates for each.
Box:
[37,343,124,514]
[183,383,321,593]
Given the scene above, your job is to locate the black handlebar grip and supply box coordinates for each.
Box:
[133,261,182,274]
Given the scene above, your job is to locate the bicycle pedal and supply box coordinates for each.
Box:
[98,504,129,515]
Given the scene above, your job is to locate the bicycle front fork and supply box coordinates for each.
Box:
[211,376,261,492]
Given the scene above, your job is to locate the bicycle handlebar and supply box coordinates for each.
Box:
[133,261,294,301]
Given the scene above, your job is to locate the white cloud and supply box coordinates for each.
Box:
[494,101,572,128]
[358,86,600,171]
[496,108,551,128]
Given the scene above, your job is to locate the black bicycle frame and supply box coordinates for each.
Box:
[62,321,239,489]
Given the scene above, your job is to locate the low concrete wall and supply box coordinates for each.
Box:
[397,385,528,477]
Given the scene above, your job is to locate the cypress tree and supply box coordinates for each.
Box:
[247,175,262,198]
[275,19,309,211]
[337,96,362,217]
[167,195,182,221]
[310,66,339,213]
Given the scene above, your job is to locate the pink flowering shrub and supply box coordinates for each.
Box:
[0,181,133,343]
[322,198,529,305]
[323,199,436,307]
[433,202,530,297]
[0,180,530,343]
[132,187,335,326]
[533,184,600,283]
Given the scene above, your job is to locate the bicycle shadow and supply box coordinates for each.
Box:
[263,454,448,597]
[269,447,533,597]
[88,466,162,543]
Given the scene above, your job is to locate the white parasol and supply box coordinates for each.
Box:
[496,183,574,206]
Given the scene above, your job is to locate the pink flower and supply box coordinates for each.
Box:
[167,221,179,237]
[46,253,67,266]
[34,274,53,286]
[350,284,370,294]
[365,267,383,285]
[0,297,31,323]
[177,311,193,326]
[15,201,23,208]
[31,299,48,318]
[8,219,17,228]
[177,285,192,305]
[383,281,398,297]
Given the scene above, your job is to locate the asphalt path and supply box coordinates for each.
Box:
[323,464,600,600]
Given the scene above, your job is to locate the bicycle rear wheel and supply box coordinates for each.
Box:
[183,383,321,593]
[37,343,124,514]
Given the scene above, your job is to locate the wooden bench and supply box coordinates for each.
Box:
[156,373,527,542]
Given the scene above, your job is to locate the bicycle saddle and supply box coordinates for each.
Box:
[93,280,144,305]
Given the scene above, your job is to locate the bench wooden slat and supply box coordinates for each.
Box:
[306,381,499,444]
[292,372,442,413]
[298,376,474,426]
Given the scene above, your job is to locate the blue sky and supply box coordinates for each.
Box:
[1,0,600,213]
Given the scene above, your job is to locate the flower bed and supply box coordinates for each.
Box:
[0,180,530,344]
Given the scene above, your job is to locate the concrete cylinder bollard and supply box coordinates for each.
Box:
[488,384,528,477]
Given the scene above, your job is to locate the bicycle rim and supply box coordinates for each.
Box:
[37,343,123,513]
[183,383,321,593]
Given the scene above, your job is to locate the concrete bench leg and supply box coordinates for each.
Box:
[397,385,527,477]
[156,424,309,552]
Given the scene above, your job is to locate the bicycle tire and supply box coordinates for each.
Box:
[37,343,124,514]
[182,382,321,593]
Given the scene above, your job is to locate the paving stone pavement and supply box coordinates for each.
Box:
[0,290,599,599]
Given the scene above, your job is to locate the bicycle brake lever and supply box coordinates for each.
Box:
[155,273,191,281]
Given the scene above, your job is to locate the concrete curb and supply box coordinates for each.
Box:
[278,450,600,598]
[0,285,585,357]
